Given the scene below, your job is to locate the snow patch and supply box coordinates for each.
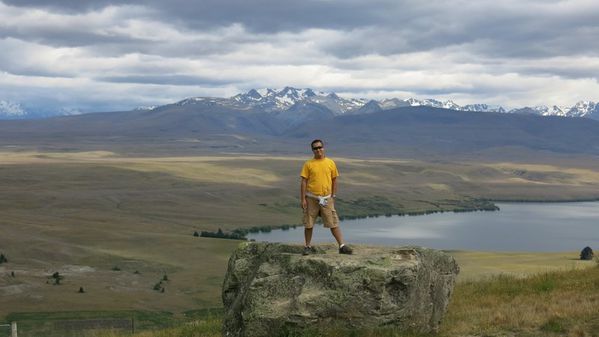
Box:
[0,100,27,116]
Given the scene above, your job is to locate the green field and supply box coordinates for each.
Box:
[1,150,599,335]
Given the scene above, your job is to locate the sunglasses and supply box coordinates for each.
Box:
[312,146,324,150]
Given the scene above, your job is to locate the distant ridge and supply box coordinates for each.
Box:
[173,87,599,121]
[2,102,599,160]
[2,87,598,120]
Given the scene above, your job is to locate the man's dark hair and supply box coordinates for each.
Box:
[311,139,324,148]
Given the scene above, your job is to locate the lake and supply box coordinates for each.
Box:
[247,202,599,251]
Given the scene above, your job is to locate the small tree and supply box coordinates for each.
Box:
[163,274,169,281]
[78,287,85,293]
[193,231,200,237]
[153,282,162,291]
[51,272,63,285]
[0,253,8,263]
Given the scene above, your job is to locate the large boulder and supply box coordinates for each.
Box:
[580,246,594,260]
[222,242,459,337]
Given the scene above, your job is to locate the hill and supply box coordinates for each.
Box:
[1,103,599,161]
[287,106,599,158]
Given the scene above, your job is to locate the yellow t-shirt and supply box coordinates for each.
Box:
[300,157,339,196]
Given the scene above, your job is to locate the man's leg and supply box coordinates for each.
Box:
[331,227,353,254]
[303,198,317,251]
[324,201,352,254]
[323,199,344,246]
[330,227,344,246]
[304,227,313,247]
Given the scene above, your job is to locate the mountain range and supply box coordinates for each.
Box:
[155,87,599,121]
[2,86,599,160]
[0,100,27,118]
[0,100,84,119]
[2,87,598,120]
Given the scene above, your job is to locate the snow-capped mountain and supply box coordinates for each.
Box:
[229,87,366,114]
[58,107,85,116]
[134,105,158,111]
[225,88,507,115]
[222,88,599,122]
[0,100,27,118]
[568,101,598,118]
[462,104,506,113]
[2,87,597,121]
[509,101,598,119]
[0,100,88,119]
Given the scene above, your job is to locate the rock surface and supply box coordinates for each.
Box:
[222,242,459,337]
[580,246,594,260]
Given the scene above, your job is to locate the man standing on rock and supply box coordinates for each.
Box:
[300,139,353,255]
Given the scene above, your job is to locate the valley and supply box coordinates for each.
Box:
[2,150,599,320]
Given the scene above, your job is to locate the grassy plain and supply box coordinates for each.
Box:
[1,150,599,335]
[81,264,599,337]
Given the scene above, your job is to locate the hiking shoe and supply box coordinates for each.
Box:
[339,245,353,255]
[302,246,316,256]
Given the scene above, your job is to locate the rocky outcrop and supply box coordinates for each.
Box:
[580,246,594,260]
[222,242,459,337]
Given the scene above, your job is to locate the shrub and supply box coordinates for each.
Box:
[51,272,63,285]
[540,316,568,333]
[200,228,247,240]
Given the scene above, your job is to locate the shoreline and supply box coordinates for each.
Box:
[488,197,599,203]
[227,197,599,239]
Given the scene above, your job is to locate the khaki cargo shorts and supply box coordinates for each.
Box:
[303,197,339,229]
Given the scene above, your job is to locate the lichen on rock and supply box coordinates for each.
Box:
[222,242,459,337]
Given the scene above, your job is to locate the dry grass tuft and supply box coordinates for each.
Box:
[442,267,599,336]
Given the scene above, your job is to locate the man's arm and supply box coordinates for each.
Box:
[300,177,308,210]
[332,177,337,197]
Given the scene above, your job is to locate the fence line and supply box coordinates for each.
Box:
[53,318,134,332]
[0,322,17,337]
[3,318,135,337]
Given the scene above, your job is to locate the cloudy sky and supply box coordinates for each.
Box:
[1,0,599,112]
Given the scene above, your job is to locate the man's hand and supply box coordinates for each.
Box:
[301,197,308,210]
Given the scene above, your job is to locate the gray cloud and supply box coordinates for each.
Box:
[2,0,120,12]
[96,74,234,86]
[1,0,599,112]
[4,0,599,59]
[3,0,393,32]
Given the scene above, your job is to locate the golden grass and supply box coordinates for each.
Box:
[450,251,595,282]
[110,162,282,187]
[442,267,599,336]
[488,162,599,186]
[85,266,599,337]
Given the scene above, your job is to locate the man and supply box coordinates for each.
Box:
[300,139,353,255]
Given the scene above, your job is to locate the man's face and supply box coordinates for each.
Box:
[311,142,324,158]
